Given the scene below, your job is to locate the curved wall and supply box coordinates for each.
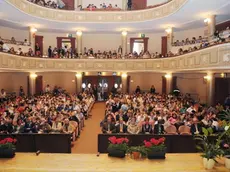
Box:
[0,43,229,72]
[6,0,187,22]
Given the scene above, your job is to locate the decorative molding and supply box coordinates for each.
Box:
[0,43,230,72]
[6,0,188,23]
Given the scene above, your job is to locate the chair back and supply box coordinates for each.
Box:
[165,125,178,135]
[178,125,191,135]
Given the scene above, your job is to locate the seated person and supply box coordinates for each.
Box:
[62,118,74,134]
[51,117,63,133]
[101,116,116,133]
[38,118,52,133]
[127,117,140,134]
[115,118,127,133]
[141,117,153,134]
[190,117,202,135]
[153,119,165,134]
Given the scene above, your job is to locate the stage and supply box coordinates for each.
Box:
[0,153,228,172]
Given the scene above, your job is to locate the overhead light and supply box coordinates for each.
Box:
[30,27,37,33]
[30,73,37,78]
[75,73,82,78]
[122,31,128,36]
[121,73,127,78]
[204,75,211,80]
[220,73,226,78]
[165,27,172,34]
[204,18,211,23]
[76,31,82,36]
[165,73,172,78]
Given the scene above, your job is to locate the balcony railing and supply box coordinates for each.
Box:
[0,43,229,72]
[5,0,188,22]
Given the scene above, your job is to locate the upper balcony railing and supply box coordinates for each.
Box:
[5,0,188,22]
[0,43,230,73]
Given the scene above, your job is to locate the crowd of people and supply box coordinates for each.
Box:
[82,3,121,11]
[0,28,230,59]
[27,0,66,9]
[0,86,94,141]
[101,86,230,135]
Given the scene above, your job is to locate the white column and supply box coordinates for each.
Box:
[165,73,172,94]
[29,27,36,52]
[75,0,82,10]
[121,73,128,93]
[76,31,83,56]
[206,73,215,106]
[29,73,37,96]
[122,0,127,10]
[76,73,82,93]
[121,31,128,57]
[166,27,174,53]
[207,15,216,41]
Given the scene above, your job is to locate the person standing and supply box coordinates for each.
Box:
[127,0,132,10]
[48,46,52,58]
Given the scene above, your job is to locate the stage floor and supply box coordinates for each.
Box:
[0,153,228,172]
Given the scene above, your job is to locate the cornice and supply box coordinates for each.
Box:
[0,43,230,73]
[5,0,188,23]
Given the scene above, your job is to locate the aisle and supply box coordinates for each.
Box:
[71,102,105,154]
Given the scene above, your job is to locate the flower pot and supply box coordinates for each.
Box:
[147,151,166,159]
[107,148,126,158]
[132,152,141,159]
[0,148,15,158]
[203,158,215,170]
[225,156,230,169]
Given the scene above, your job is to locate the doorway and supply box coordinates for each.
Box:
[130,37,149,54]
[82,76,122,101]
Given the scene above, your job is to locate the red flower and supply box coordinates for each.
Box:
[0,137,17,145]
[108,136,117,144]
[124,138,129,143]
[144,140,152,148]
[116,138,124,144]
[158,137,165,144]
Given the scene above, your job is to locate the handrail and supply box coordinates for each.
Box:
[0,43,229,72]
[5,0,188,22]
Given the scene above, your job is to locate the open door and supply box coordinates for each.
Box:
[35,76,43,95]
[161,36,167,56]
[35,35,43,56]
[162,76,167,94]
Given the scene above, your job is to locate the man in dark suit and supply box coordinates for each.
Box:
[190,117,202,135]
[102,117,116,134]
[153,119,165,134]
[127,0,132,10]
[116,118,127,133]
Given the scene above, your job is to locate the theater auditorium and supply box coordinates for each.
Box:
[0,0,230,171]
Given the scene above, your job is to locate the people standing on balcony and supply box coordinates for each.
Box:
[48,46,52,58]
[150,85,156,94]
[19,86,25,97]
[127,0,132,10]
[118,45,122,54]
[35,43,41,56]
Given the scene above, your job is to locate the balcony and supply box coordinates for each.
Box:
[0,43,230,72]
[5,0,188,22]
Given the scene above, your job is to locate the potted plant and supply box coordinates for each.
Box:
[0,137,17,158]
[127,146,147,159]
[107,136,129,158]
[143,137,166,159]
[195,127,224,170]
[221,121,230,169]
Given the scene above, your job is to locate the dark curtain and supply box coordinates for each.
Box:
[161,36,167,56]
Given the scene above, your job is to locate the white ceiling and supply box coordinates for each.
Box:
[0,0,230,33]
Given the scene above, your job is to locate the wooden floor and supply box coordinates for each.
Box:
[0,153,228,172]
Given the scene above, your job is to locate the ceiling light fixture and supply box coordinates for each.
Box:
[122,31,128,36]
[76,31,82,36]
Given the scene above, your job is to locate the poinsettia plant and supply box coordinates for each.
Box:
[0,138,17,150]
[108,136,129,152]
[143,137,166,152]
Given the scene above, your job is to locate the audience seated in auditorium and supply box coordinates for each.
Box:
[101,89,229,135]
[0,86,94,141]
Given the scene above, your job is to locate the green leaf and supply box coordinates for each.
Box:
[202,127,208,136]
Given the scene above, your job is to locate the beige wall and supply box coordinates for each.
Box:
[0,26,29,41]
[0,72,28,95]
[0,25,206,55]
[173,27,205,41]
[38,72,77,94]
[129,72,163,93]
[176,73,207,103]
